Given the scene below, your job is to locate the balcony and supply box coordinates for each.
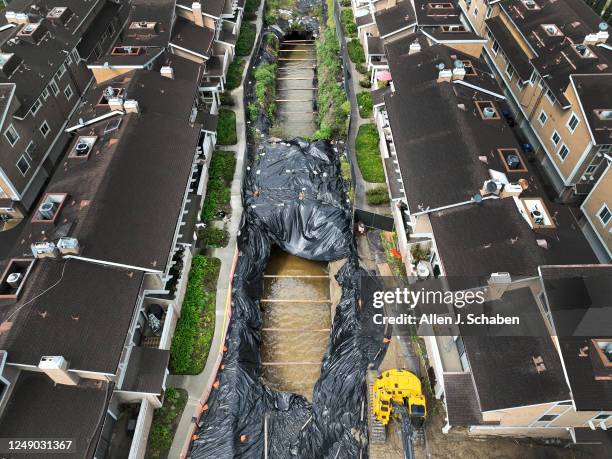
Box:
[98,397,155,459]
[135,298,176,350]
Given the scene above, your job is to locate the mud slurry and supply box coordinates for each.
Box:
[260,251,332,399]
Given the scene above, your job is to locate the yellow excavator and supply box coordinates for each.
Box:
[370,369,426,459]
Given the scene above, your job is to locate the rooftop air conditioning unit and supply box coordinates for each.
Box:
[483,107,496,118]
[531,209,545,225]
[483,179,502,195]
[6,272,22,288]
[38,356,79,386]
[103,86,116,99]
[506,154,521,169]
[31,241,58,258]
[75,140,90,156]
[57,237,80,255]
[38,201,56,220]
[71,136,96,158]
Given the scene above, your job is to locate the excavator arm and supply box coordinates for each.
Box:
[394,403,415,459]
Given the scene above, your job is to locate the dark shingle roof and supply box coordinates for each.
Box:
[73,71,201,270]
[170,17,215,58]
[0,259,144,373]
[0,19,79,117]
[367,36,384,55]
[0,372,111,459]
[414,0,462,27]
[375,2,416,37]
[121,347,170,394]
[124,0,176,47]
[384,35,507,211]
[485,16,533,81]
[77,1,121,58]
[429,198,597,279]
[444,372,483,425]
[500,0,612,106]
[356,14,375,28]
[4,64,203,272]
[461,287,571,411]
[541,265,612,411]
[572,74,612,146]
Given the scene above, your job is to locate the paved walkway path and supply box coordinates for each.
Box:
[337,15,389,214]
[166,4,264,457]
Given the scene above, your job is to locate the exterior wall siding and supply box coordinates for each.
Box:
[581,164,612,259]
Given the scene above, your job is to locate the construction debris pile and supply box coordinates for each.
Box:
[190,139,383,458]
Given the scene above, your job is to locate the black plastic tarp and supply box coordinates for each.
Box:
[190,139,383,458]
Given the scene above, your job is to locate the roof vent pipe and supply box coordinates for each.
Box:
[160,66,174,79]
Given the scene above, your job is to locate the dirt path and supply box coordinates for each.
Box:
[424,402,604,459]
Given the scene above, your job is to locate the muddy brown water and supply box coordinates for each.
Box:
[274,40,317,138]
[260,248,331,399]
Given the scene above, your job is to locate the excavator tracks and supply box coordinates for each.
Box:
[367,370,387,445]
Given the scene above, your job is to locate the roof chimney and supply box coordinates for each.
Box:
[123,99,139,114]
[6,12,28,24]
[39,356,80,386]
[487,272,511,301]
[192,2,204,27]
[585,23,609,45]
[437,64,452,83]
[107,97,124,111]
[452,60,466,81]
[409,42,421,55]
[160,66,174,79]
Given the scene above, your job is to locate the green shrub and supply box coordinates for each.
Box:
[146,388,188,458]
[217,109,237,145]
[340,0,351,6]
[347,39,365,64]
[366,187,390,205]
[325,0,335,28]
[248,102,258,122]
[225,58,245,90]
[254,63,277,120]
[411,244,431,264]
[170,256,221,374]
[245,0,261,15]
[359,77,372,88]
[200,226,229,247]
[341,9,357,37]
[314,28,348,140]
[357,91,373,118]
[201,150,236,222]
[355,123,385,182]
[355,63,367,74]
[265,12,278,25]
[236,22,256,56]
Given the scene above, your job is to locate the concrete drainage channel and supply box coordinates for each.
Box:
[188,8,384,459]
[275,40,317,138]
